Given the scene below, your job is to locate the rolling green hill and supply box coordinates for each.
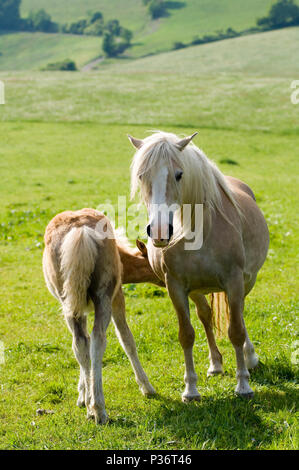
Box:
[0,0,281,70]
[0,33,101,71]
[1,28,298,135]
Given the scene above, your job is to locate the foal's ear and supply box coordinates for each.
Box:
[176,132,198,151]
[128,134,143,150]
[136,239,148,257]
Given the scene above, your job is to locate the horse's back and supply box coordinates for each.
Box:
[225,175,256,201]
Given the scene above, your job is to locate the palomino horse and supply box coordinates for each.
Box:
[43,208,160,424]
[129,131,269,400]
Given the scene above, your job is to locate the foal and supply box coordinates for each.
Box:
[43,208,158,424]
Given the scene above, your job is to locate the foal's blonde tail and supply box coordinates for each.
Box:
[60,226,100,319]
[210,292,230,338]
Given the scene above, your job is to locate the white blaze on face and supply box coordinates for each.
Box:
[148,165,171,242]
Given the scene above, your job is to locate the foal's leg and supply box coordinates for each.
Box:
[89,293,111,424]
[189,292,223,376]
[226,275,254,397]
[112,287,155,396]
[167,277,200,402]
[64,313,91,409]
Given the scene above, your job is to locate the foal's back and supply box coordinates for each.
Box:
[43,208,121,311]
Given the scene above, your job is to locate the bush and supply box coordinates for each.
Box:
[42,59,77,71]
[173,41,187,50]
[65,19,87,35]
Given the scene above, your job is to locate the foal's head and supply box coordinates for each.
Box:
[129,131,197,248]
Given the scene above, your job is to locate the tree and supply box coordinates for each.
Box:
[105,19,121,35]
[148,0,167,19]
[102,30,132,57]
[0,0,21,30]
[27,9,58,32]
[257,0,299,29]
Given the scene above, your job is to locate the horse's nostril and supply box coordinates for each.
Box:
[168,224,174,240]
[146,224,151,237]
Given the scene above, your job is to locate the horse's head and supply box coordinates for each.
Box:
[129,131,197,248]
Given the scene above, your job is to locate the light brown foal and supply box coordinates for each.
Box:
[43,208,160,424]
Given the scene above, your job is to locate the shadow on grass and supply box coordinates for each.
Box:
[139,385,296,449]
[164,1,186,10]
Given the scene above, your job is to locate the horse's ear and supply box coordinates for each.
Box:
[176,132,198,151]
[136,239,147,257]
[128,135,143,150]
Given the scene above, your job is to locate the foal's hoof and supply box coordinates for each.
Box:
[142,384,156,397]
[182,394,201,403]
[77,397,86,408]
[87,408,109,425]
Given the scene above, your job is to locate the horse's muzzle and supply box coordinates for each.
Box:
[147,223,173,247]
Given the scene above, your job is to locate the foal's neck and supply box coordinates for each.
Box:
[117,243,163,286]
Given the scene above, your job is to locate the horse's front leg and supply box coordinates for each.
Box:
[189,292,223,376]
[167,277,200,402]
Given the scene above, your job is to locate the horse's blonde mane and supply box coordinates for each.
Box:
[131,131,241,237]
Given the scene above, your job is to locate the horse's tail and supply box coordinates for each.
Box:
[210,292,230,338]
[60,226,100,319]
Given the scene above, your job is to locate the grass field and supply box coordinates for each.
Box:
[0,26,298,450]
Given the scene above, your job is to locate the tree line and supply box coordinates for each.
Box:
[173,0,299,51]
[0,0,133,57]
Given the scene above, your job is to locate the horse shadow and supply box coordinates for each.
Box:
[108,359,297,449]
[139,383,296,449]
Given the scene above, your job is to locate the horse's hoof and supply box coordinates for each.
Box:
[207,368,224,377]
[235,391,254,399]
[182,394,201,403]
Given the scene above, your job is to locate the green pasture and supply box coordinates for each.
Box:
[0,26,298,450]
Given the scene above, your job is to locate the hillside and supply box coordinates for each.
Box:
[104,27,299,77]
[1,27,298,135]
[20,0,275,58]
[0,0,279,70]
[0,33,101,71]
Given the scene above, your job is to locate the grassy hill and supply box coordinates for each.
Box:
[0,0,279,70]
[0,33,101,71]
[105,27,299,76]
[1,27,298,134]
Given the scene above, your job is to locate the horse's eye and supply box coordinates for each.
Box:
[175,170,183,181]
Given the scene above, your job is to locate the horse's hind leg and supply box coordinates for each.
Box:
[89,293,112,424]
[189,292,223,376]
[226,274,253,397]
[112,287,155,396]
[64,313,91,409]
[76,316,89,407]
